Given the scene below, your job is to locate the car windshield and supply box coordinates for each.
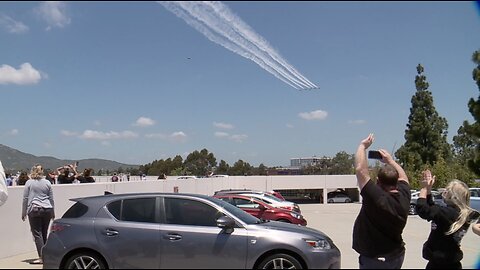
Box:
[263,193,283,202]
[208,197,262,225]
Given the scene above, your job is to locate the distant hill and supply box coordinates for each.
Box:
[0,144,139,172]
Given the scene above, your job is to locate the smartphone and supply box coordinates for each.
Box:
[368,150,383,160]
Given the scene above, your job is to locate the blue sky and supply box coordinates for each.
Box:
[0,1,479,167]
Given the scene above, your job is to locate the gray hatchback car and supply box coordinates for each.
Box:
[43,193,340,269]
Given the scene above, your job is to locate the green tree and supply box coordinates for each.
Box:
[183,149,217,176]
[396,64,452,171]
[461,50,480,175]
[229,160,252,176]
[216,160,230,174]
[330,151,354,175]
[453,125,476,166]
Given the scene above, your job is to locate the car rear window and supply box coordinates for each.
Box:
[62,202,89,218]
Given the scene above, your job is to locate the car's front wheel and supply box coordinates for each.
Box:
[64,251,107,269]
[258,253,302,269]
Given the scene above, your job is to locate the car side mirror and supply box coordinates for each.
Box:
[217,216,235,234]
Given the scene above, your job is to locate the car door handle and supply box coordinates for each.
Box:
[104,229,119,237]
[164,233,182,241]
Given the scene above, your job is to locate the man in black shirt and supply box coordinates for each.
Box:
[353,134,411,269]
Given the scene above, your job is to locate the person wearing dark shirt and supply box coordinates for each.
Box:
[353,133,411,269]
[416,170,480,269]
[56,166,77,184]
[76,168,95,183]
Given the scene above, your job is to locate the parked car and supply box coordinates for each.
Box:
[215,189,300,213]
[327,192,353,203]
[410,190,445,215]
[213,194,307,226]
[43,193,340,269]
[470,188,480,212]
[214,189,285,201]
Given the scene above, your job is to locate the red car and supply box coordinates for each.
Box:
[214,194,307,226]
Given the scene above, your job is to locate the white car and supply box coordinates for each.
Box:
[238,192,301,213]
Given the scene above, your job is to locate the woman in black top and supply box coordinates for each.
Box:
[416,170,479,269]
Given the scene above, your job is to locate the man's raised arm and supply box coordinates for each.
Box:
[355,134,374,190]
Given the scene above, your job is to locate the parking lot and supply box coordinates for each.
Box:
[0,203,478,269]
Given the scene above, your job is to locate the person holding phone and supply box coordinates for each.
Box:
[0,160,8,206]
[353,133,411,269]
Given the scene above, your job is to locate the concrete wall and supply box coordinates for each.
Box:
[0,175,357,259]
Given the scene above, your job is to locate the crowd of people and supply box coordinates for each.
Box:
[0,135,479,268]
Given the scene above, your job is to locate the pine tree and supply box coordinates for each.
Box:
[395,64,452,171]
[462,50,480,175]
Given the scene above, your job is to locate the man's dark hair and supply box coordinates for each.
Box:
[377,164,399,187]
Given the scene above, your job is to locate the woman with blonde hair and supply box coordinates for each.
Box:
[21,164,55,265]
[416,170,480,269]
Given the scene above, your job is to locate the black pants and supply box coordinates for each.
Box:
[426,261,462,269]
[28,208,53,258]
[359,249,405,269]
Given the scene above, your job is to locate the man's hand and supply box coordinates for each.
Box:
[379,149,394,164]
[360,133,374,149]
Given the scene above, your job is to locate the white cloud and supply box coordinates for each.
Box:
[299,110,328,120]
[9,129,19,136]
[134,117,155,127]
[145,131,188,143]
[145,133,167,139]
[60,130,78,137]
[80,130,138,140]
[214,131,248,142]
[0,63,43,85]
[0,14,29,33]
[286,123,294,128]
[170,131,187,142]
[348,119,366,125]
[214,131,230,138]
[230,134,248,143]
[213,122,234,130]
[36,1,71,30]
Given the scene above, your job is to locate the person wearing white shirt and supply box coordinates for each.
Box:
[0,160,8,206]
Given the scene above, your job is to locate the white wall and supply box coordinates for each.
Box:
[0,175,358,259]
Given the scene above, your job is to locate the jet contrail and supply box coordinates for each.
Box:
[175,1,309,89]
[159,1,319,90]
[202,1,318,89]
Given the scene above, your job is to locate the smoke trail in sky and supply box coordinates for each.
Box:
[159,1,318,90]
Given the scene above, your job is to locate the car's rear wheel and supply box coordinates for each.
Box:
[409,204,417,215]
[345,198,352,203]
[258,253,302,269]
[64,252,107,269]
